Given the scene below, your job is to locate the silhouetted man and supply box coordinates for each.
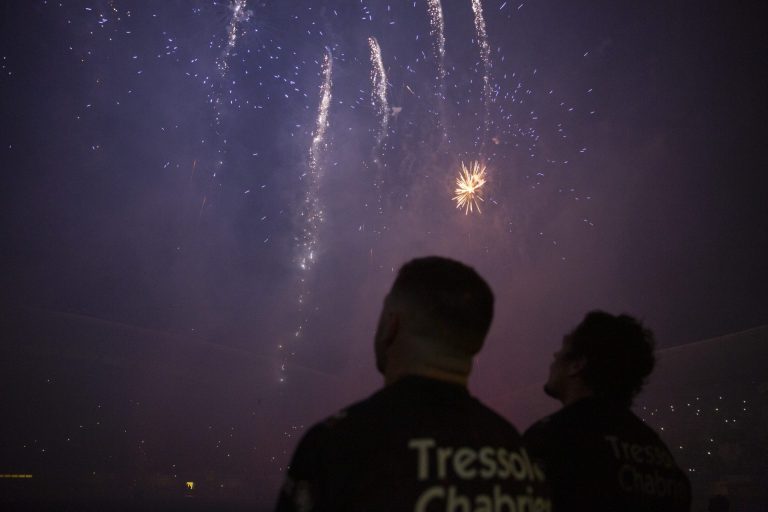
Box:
[524,311,691,511]
[276,256,551,512]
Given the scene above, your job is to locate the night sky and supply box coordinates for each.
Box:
[2,0,767,506]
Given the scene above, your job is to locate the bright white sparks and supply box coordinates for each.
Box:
[453,161,487,214]
[217,0,251,76]
[368,37,389,148]
[299,49,333,273]
[471,0,493,139]
[285,49,333,382]
[211,0,251,127]
[427,0,449,138]
[427,0,446,82]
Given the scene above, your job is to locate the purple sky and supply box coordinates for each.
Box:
[1,0,767,504]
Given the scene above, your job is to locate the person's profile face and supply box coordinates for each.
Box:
[544,336,573,401]
[373,294,392,374]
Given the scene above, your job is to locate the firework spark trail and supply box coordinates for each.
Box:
[281,49,333,382]
[298,49,332,274]
[368,37,388,220]
[426,0,446,83]
[196,0,251,220]
[368,37,389,153]
[453,161,487,214]
[426,0,449,138]
[217,0,250,77]
[212,0,251,126]
[471,0,493,148]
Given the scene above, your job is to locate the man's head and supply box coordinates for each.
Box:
[374,256,494,385]
[545,311,656,406]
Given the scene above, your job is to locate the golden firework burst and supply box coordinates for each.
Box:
[453,161,487,214]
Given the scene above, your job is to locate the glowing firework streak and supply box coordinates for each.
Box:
[453,161,487,214]
[217,0,250,77]
[426,0,446,83]
[471,0,493,141]
[427,0,449,138]
[298,49,333,273]
[281,49,333,382]
[200,0,251,215]
[368,37,389,149]
[209,0,251,131]
[368,37,389,220]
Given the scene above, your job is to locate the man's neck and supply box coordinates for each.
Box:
[385,367,468,387]
[561,385,594,407]
[383,335,472,387]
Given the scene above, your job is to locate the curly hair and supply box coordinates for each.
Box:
[566,311,656,405]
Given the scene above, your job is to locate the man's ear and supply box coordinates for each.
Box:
[565,356,587,377]
[379,311,399,348]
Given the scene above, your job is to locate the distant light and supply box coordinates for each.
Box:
[0,474,33,479]
[186,481,195,490]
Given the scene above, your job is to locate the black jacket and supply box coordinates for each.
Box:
[524,396,691,512]
[276,376,551,512]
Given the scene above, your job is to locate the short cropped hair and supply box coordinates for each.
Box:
[389,256,494,356]
[567,311,656,405]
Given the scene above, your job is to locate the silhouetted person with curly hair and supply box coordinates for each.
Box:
[524,311,691,511]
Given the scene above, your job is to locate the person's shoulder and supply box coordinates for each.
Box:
[523,416,549,439]
[287,392,380,470]
[289,419,332,463]
[523,400,600,454]
[469,396,522,436]
[305,386,389,435]
[524,403,572,439]
[522,415,557,456]
[527,397,630,435]
[622,409,673,446]
[278,411,352,511]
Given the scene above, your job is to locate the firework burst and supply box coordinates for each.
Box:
[453,161,487,214]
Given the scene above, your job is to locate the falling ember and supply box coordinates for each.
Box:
[453,161,487,214]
